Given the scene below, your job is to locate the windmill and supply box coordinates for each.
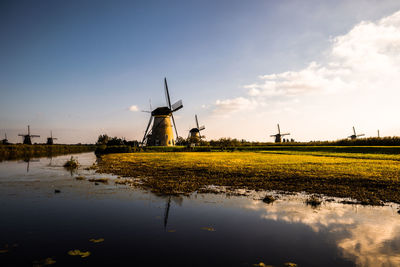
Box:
[188,115,205,143]
[349,126,365,140]
[18,125,40,145]
[270,124,290,143]
[46,131,58,145]
[142,78,183,146]
[2,133,9,145]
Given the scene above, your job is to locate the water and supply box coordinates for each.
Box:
[0,153,399,267]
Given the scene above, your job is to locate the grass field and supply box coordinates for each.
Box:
[97,149,400,205]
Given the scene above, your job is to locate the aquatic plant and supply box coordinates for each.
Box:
[200,227,216,232]
[89,238,104,243]
[32,257,56,267]
[68,249,90,258]
[63,156,79,169]
[262,195,275,204]
[306,196,322,207]
[88,177,109,183]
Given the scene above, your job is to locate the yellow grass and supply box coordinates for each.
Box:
[97,151,400,205]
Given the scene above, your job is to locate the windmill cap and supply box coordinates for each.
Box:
[151,107,172,116]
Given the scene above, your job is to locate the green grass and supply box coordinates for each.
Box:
[97,149,400,205]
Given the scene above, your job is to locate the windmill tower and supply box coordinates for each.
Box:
[2,133,9,145]
[270,124,290,143]
[18,125,40,145]
[188,115,205,143]
[349,126,365,140]
[46,131,58,145]
[142,78,183,146]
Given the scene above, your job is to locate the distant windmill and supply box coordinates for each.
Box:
[2,133,9,145]
[142,78,183,146]
[46,131,57,145]
[188,115,205,141]
[18,125,40,145]
[349,126,365,140]
[270,124,290,143]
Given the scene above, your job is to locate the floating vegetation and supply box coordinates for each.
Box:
[284,263,297,267]
[68,249,91,258]
[306,195,322,207]
[262,195,275,204]
[96,151,400,205]
[63,156,79,169]
[88,177,109,184]
[75,176,86,180]
[201,227,216,232]
[114,178,134,185]
[32,257,56,267]
[89,238,104,243]
[253,263,270,267]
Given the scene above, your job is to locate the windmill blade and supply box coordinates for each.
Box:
[195,115,199,129]
[149,98,152,111]
[142,116,153,143]
[281,133,290,136]
[18,134,25,137]
[164,78,172,109]
[357,134,365,137]
[53,138,58,140]
[270,134,277,137]
[199,126,205,131]
[353,127,356,136]
[277,124,281,134]
[171,113,179,139]
[171,100,183,112]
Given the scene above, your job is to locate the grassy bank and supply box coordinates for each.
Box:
[97,150,400,205]
[0,144,96,161]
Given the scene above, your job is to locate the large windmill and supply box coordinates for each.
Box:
[349,126,365,140]
[142,78,183,146]
[188,115,205,142]
[18,125,40,145]
[46,131,57,145]
[270,124,290,143]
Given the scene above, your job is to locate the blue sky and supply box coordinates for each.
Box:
[1,0,400,143]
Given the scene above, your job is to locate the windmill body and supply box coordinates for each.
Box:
[18,125,40,145]
[349,126,365,140]
[270,124,290,143]
[189,115,205,144]
[2,133,9,145]
[46,131,58,145]
[142,78,183,146]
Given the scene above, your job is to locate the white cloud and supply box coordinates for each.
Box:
[214,97,257,114]
[215,10,400,114]
[129,105,139,112]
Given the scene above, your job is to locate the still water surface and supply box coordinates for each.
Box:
[0,153,399,267]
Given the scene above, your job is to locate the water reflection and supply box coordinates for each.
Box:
[245,197,400,267]
[18,158,40,173]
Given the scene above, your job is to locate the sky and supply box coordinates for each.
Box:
[1,0,400,143]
